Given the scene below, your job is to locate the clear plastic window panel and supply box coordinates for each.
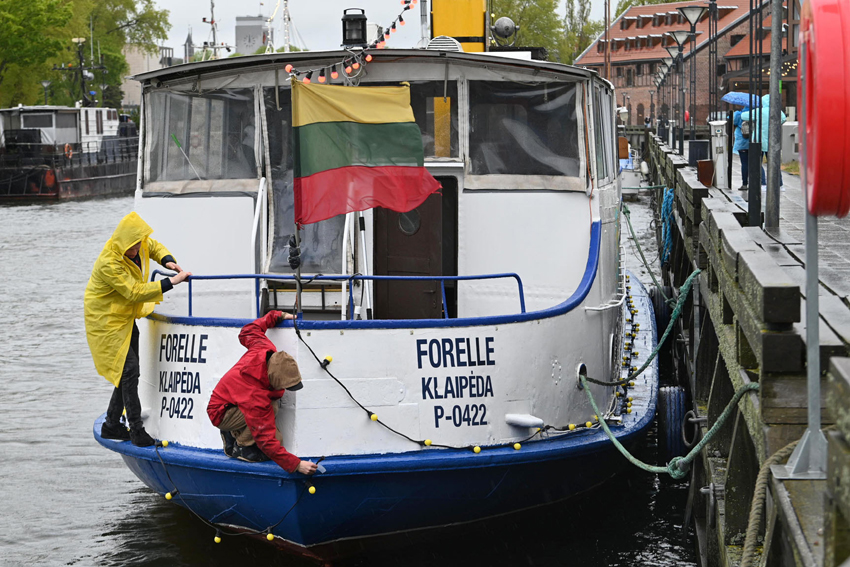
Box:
[468,81,580,176]
[361,80,459,158]
[146,89,255,183]
[594,87,609,180]
[264,87,344,275]
[409,81,459,158]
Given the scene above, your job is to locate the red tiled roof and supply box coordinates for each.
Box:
[724,13,787,57]
[575,0,756,66]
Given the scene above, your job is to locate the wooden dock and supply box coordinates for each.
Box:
[645,131,850,567]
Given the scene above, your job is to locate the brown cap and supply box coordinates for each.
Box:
[267,351,303,391]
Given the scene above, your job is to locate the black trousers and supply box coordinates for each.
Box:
[105,323,143,430]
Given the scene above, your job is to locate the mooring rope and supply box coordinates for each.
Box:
[661,187,675,267]
[623,202,671,307]
[623,203,672,304]
[580,375,759,480]
[583,269,700,388]
[739,439,799,567]
[739,425,834,567]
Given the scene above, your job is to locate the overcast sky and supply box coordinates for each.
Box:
[154,0,608,56]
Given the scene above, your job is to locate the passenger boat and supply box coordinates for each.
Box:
[92,17,660,558]
[0,105,138,200]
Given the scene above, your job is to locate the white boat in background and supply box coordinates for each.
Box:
[93,38,659,557]
[0,105,138,200]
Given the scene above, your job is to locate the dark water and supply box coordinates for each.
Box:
[0,196,695,567]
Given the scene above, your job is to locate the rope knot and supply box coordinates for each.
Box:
[667,456,689,480]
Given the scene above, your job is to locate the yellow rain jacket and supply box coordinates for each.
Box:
[85,212,174,386]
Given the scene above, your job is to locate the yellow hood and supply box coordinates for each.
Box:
[109,211,154,256]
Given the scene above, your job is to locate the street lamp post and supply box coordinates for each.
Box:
[708,0,719,118]
[667,31,691,156]
[40,80,51,105]
[649,90,655,124]
[100,84,108,107]
[678,5,708,165]
[626,95,631,126]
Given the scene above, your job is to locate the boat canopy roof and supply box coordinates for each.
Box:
[0,105,81,113]
[131,49,597,85]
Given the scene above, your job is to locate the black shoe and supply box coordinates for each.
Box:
[130,427,155,447]
[234,443,270,463]
[221,431,236,457]
[101,421,131,441]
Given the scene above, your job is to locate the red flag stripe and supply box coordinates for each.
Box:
[294,166,442,226]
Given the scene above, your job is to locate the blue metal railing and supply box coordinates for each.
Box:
[151,271,526,320]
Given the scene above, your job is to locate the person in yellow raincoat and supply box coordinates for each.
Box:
[85,212,191,446]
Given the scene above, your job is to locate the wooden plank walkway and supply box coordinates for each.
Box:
[647,133,850,567]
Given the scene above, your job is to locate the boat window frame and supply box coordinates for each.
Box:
[593,83,610,185]
[21,113,54,130]
[141,87,260,190]
[462,77,588,192]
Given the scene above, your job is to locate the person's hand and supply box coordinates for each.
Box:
[296,460,317,475]
[165,261,183,273]
[169,271,192,285]
[272,311,294,324]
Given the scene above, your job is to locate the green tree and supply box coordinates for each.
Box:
[0,0,72,89]
[615,0,681,18]
[561,0,604,63]
[491,0,564,61]
[0,0,168,107]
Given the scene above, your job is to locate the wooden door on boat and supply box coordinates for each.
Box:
[374,193,443,319]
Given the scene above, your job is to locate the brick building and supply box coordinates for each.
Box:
[575,0,781,125]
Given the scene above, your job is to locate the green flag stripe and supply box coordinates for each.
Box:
[294,121,425,178]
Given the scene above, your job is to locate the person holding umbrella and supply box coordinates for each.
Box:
[723,92,766,191]
[742,94,786,190]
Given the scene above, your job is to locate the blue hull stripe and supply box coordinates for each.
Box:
[148,221,602,330]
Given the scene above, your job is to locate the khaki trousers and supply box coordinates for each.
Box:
[217,402,281,447]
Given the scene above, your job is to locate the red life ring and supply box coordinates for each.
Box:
[64,143,73,159]
[801,0,850,217]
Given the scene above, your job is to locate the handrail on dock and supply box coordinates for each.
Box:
[151,271,527,320]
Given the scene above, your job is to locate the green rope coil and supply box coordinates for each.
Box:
[580,375,759,480]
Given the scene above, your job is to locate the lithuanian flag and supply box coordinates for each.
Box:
[292,79,442,226]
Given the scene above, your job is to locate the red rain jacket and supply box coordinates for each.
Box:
[207,312,301,473]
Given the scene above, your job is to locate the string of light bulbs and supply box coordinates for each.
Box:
[282,0,417,84]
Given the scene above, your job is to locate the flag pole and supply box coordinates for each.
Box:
[290,74,303,319]
[357,211,373,319]
[294,227,303,318]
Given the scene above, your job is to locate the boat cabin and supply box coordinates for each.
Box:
[0,105,122,154]
[133,49,620,325]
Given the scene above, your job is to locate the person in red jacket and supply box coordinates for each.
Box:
[207,310,317,476]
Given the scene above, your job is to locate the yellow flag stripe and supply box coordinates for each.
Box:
[292,79,416,127]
